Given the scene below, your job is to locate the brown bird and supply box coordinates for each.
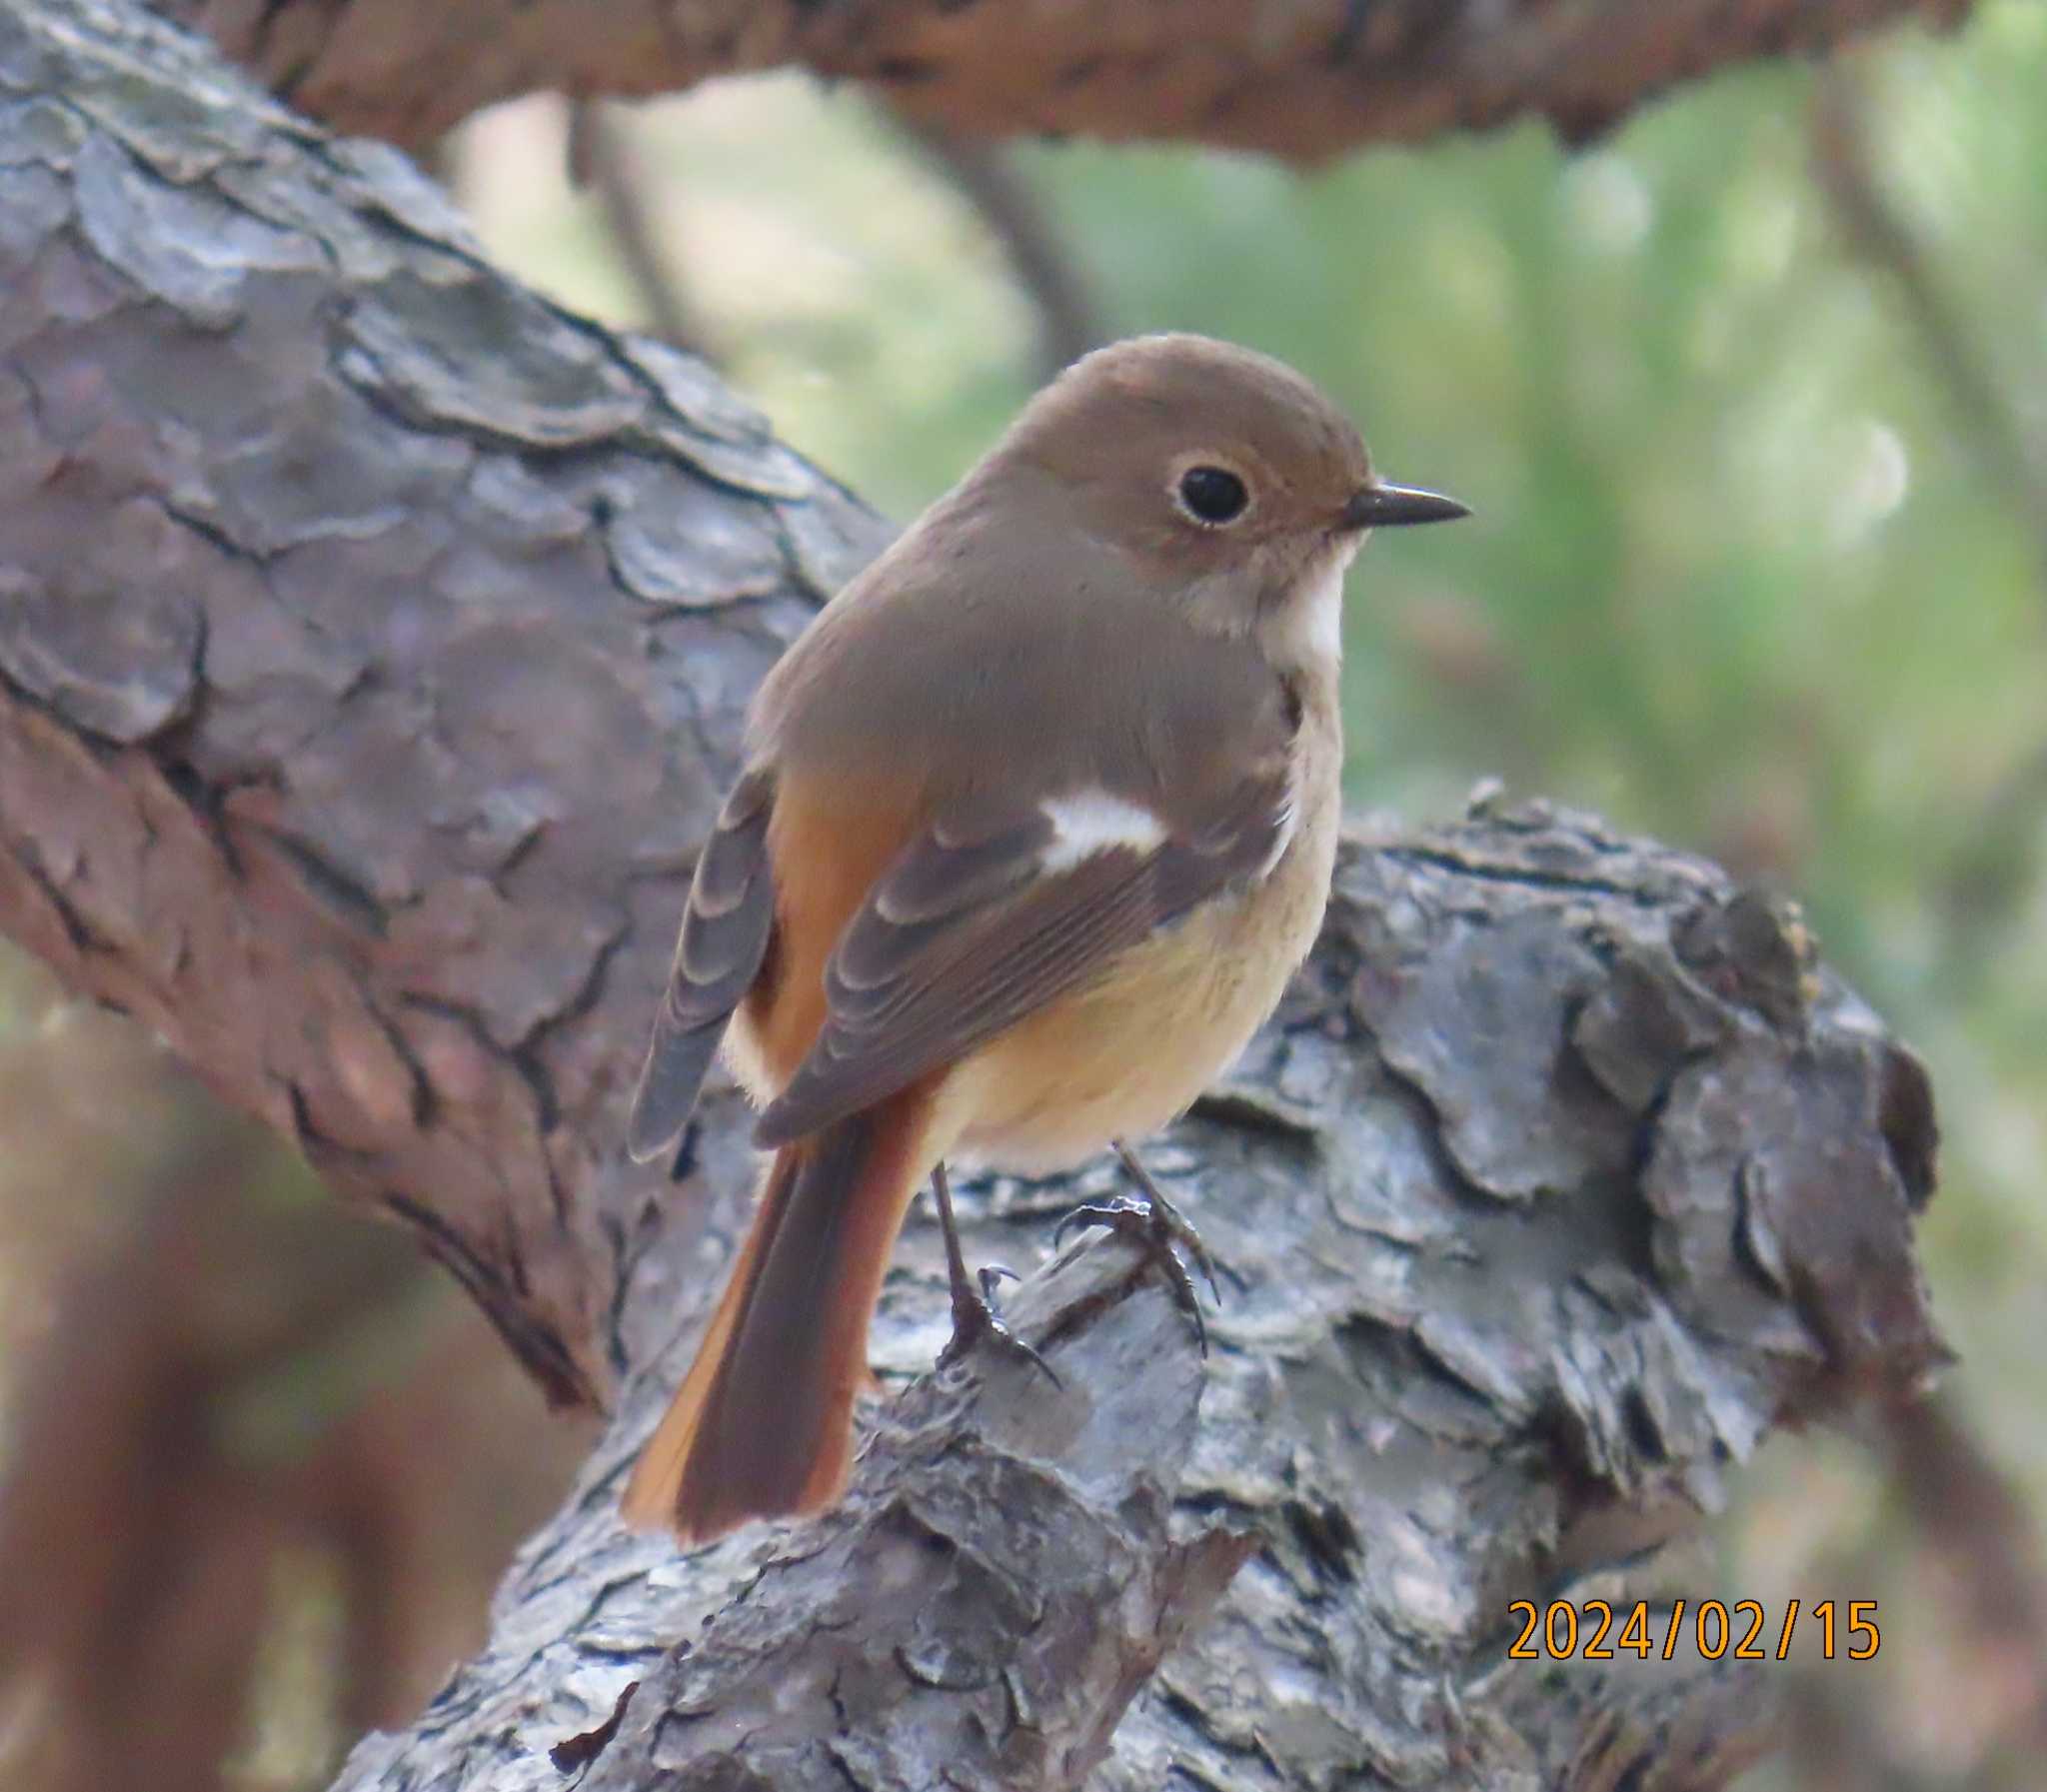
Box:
[622,334,1467,1541]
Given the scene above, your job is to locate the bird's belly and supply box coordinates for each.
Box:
[947,846,1330,1177]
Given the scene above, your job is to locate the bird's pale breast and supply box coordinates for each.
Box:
[946,715,1340,1176]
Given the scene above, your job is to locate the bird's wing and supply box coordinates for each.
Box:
[753,765,1292,1149]
[626,766,778,1162]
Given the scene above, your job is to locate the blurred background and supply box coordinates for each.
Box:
[4,5,2046,1786]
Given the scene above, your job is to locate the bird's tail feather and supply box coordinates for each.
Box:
[620,1085,937,1540]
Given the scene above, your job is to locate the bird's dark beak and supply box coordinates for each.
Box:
[1343,481,1470,530]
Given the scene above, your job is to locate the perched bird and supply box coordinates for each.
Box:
[622,333,1467,1541]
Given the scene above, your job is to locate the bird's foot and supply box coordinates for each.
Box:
[1051,1141,1217,1354]
[938,1261,1061,1386]
[930,1165,1060,1386]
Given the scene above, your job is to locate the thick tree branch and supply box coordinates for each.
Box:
[157,0,1974,162]
[1,4,1947,1788]
[1,0,885,1407]
[322,811,1947,1791]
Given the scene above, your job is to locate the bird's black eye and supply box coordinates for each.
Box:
[1175,465,1249,526]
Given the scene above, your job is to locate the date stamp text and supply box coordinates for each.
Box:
[1505,1599,1880,1662]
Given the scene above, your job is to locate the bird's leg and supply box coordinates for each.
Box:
[931,1161,1059,1385]
[1051,1139,1218,1353]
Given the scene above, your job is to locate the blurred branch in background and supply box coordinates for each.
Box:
[0,963,589,1792]
[566,101,722,363]
[1809,68,2047,573]
[1810,64,2047,988]
[1935,737,2047,979]
[1792,73,2047,1792]
[891,113,1106,381]
[1771,1394,2047,1791]
[1883,1397,2047,1766]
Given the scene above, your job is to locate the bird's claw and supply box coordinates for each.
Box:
[927,1164,1060,1387]
[1115,1142,1223,1302]
[1052,1183,1213,1356]
[940,1263,1061,1387]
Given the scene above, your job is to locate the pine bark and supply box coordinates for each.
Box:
[157,0,1973,160]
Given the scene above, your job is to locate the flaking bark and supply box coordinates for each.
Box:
[0,4,1946,1787]
[156,0,1973,163]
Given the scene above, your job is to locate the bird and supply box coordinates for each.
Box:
[620,333,1468,1541]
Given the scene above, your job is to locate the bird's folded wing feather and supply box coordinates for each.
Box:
[627,766,778,1162]
[753,768,1292,1149]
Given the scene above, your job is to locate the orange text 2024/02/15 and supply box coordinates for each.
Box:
[1504,1598,1880,1663]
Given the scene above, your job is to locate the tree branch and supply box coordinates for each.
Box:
[1810,68,2047,579]
[891,113,1104,381]
[566,101,721,363]
[325,811,1947,1791]
[1,0,886,1408]
[157,0,1975,161]
[1808,69,2047,990]
[1,4,1947,1788]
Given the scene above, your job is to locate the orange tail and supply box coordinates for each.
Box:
[621,1087,938,1541]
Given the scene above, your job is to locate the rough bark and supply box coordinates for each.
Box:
[158,0,1975,162]
[0,3,1948,1789]
[1,0,885,1408]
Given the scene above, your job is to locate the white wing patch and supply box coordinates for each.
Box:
[1040,791,1168,874]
